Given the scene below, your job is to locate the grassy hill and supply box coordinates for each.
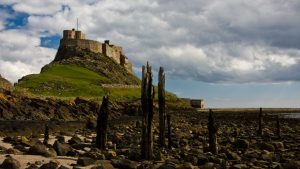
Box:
[15,46,179,102]
[15,63,145,100]
[16,64,106,98]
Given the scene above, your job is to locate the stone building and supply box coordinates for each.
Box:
[190,99,205,108]
[59,29,132,73]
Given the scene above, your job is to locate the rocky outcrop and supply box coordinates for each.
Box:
[52,46,140,85]
[0,89,122,121]
[0,75,13,90]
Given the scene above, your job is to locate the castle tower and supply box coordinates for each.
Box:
[75,31,85,39]
[63,29,76,39]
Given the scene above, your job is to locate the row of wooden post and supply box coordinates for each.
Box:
[89,62,282,159]
[42,71,283,160]
[141,63,171,159]
[92,62,171,160]
[207,107,282,155]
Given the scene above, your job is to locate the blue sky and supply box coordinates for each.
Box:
[1,1,300,107]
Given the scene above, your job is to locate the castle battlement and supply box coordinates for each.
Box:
[59,29,132,73]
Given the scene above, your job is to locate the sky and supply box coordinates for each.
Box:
[1,0,300,108]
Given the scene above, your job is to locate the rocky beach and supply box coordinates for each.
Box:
[0,108,299,169]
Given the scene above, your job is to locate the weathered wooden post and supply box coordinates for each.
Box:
[96,95,109,150]
[276,114,281,138]
[208,109,218,154]
[141,63,155,160]
[158,67,166,148]
[258,107,263,136]
[43,125,49,145]
[141,65,146,158]
[167,114,172,149]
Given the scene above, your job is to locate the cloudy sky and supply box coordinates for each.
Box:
[1,0,300,107]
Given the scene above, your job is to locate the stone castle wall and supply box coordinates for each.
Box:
[60,39,102,53]
[60,29,132,73]
[103,43,123,64]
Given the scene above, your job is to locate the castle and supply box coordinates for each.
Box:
[59,29,132,73]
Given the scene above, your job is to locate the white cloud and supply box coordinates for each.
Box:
[1,0,300,83]
[0,30,56,82]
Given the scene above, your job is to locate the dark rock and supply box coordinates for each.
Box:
[157,162,176,169]
[197,155,209,165]
[77,157,95,166]
[272,142,285,151]
[56,136,65,143]
[199,162,216,169]
[58,165,70,169]
[71,143,87,150]
[105,150,117,160]
[111,159,139,169]
[25,164,39,169]
[230,164,247,169]
[127,149,141,161]
[0,156,21,169]
[66,149,78,157]
[68,136,82,145]
[260,142,275,152]
[3,136,14,143]
[81,151,105,160]
[226,150,241,161]
[184,154,198,165]
[93,160,115,169]
[53,141,72,156]
[177,163,195,169]
[86,119,97,130]
[234,139,249,149]
[39,161,59,169]
[281,161,300,169]
[6,148,20,155]
[46,148,57,158]
[28,143,48,156]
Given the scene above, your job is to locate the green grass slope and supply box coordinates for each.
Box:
[15,64,107,98]
[15,46,178,102]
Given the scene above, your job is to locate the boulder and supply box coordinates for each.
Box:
[231,164,248,169]
[68,136,82,145]
[0,156,21,169]
[261,150,273,161]
[93,160,115,169]
[184,154,198,165]
[234,139,249,149]
[199,162,217,169]
[226,150,241,161]
[158,162,177,169]
[105,150,117,160]
[6,148,21,155]
[56,135,65,143]
[25,164,39,169]
[111,159,140,169]
[28,143,48,156]
[272,142,285,151]
[260,142,275,152]
[46,148,58,157]
[177,163,195,169]
[197,155,209,165]
[53,141,72,156]
[39,161,59,169]
[58,165,70,169]
[77,157,95,166]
